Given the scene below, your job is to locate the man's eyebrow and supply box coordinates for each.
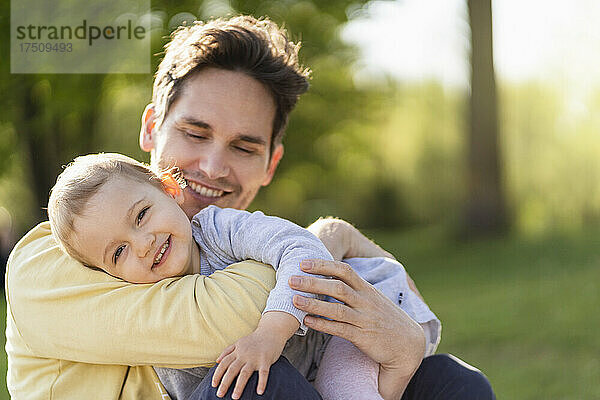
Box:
[102,198,145,266]
[179,118,212,130]
[236,135,267,146]
[178,117,267,146]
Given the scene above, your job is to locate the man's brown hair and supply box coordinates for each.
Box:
[153,15,311,153]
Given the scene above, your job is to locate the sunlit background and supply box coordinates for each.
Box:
[342,0,600,233]
[1,0,599,398]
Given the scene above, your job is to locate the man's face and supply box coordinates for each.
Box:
[141,68,283,218]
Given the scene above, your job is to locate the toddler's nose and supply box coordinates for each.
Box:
[136,232,155,258]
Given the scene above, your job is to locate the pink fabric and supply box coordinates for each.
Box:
[313,336,384,400]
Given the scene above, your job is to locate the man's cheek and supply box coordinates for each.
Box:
[160,145,188,166]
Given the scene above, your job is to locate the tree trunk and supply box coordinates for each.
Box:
[14,76,103,226]
[465,0,508,236]
[14,79,57,224]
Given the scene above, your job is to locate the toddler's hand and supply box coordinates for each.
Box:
[211,329,287,399]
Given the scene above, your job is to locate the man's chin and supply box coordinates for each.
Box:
[182,188,231,217]
[182,202,216,219]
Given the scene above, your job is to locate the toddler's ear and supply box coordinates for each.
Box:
[161,173,184,205]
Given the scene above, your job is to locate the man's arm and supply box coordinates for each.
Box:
[302,218,435,397]
[307,217,425,302]
[195,206,333,330]
[6,222,275,366]
[306,217,394,261]
[193,206,335,397]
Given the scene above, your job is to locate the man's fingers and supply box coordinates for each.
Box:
[300,259,365,289]
[217,361,242,398]
[257,368,270,395]
[212,354,234,388]
[231,366,254,400]
[216,344,235,364]
[303,315,356,343]
[293,295,359,325]
[289,275,358,305]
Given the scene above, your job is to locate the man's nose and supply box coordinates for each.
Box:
[135,231,155,258]
[198,148,230,180]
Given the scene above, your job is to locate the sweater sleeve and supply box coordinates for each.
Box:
[193,206,334,332]
[5,222,276,367]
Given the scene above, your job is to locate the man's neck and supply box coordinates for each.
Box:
[188,240,201,275]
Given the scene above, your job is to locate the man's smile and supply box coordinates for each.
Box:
[187,180,226,198]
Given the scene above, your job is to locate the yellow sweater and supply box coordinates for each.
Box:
[5,222,277,399]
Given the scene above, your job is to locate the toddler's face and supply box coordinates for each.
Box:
[71,176,199,283]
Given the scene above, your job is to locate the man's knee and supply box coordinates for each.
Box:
[404,354,495,400]
[423,354,495,400]
[190,356,322,400]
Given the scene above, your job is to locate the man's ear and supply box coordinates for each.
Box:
[139,104,157,152]
[262,144,284,186]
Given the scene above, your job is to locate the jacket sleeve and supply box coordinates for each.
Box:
[194,206,334,332]
[5,222,276,367]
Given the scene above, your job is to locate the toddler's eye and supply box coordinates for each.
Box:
[113,245,125,264]
[137,206,150,224]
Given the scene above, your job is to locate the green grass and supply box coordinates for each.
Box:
[369,227,600,399]
[2,227,599,399]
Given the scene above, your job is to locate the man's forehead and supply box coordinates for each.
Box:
[175,68,276,110]
[162,71,275,136]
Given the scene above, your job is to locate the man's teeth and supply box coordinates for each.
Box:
[154,240,169,265]
[188,181,225,197]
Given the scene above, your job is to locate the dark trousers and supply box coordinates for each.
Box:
[402,354,496,400]
[192,353,495,400]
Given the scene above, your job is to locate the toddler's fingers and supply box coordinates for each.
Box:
[212,354,235,388]
[217,360,242,398]
[216,344,235,364]
[257,367,270,395]
[231,366,254,399]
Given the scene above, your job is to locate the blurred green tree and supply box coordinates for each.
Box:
[1,0,386,234]
[465,0,508,235]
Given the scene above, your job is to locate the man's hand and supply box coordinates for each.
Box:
[211,312,298,399]
[289,259,426,399]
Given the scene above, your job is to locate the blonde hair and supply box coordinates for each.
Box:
[47,153,163,266]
